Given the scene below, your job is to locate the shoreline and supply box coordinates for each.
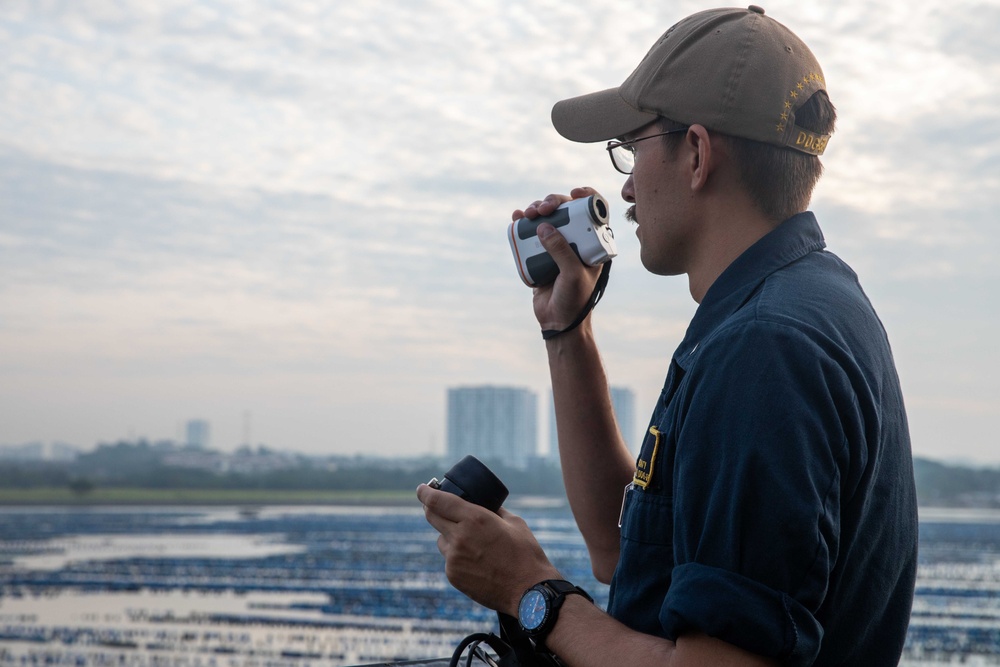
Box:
[0,487,569,508]
[0,488,419,506]
[2,489,993,516]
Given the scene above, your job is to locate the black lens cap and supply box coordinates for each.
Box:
[437,455,509,513]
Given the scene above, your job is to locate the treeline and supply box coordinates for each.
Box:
[913,457,1000,508]
[0,441,566,498]
[2,441,998,507]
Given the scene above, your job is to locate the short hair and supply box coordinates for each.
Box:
[661,91,837,222]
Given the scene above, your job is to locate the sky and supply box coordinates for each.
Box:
[0,0,997,465]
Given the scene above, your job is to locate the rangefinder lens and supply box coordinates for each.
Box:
[593,196,607,220]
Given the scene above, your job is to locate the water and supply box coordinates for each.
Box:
[0,504,997,665]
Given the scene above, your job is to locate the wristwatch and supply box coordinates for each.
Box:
[517,579,593,645]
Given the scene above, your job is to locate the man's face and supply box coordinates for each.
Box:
[620,124,694,277]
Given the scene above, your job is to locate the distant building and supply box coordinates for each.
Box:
[610,386,637,452]
[447,386,537,469]
[549,386,638,462]
[185,420,211,449]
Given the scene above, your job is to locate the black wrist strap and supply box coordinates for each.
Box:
[541,261,612,340]
[538,579,594,605]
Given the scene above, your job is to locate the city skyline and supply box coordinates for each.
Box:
[1,1,997,464]
[0,381,631,457]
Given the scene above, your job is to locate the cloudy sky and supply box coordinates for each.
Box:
[1,0,996,464]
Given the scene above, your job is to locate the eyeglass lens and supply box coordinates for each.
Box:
[611,144,635,174]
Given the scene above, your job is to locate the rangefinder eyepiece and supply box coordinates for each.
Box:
[427,455,509,513]
[508,193,618,287]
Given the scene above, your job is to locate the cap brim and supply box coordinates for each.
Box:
[551,87,659,143]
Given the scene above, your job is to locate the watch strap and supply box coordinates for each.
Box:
[539,579,593,602]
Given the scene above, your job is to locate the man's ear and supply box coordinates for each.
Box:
[684,124,714,192]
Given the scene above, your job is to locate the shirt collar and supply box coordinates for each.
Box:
[673,212,826,369]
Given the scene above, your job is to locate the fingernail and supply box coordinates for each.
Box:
[537,223,554,239]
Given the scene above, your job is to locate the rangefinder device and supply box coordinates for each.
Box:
[507,193,618,287]
[427,455,509,514]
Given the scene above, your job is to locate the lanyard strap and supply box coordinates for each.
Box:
[540,260,612,340]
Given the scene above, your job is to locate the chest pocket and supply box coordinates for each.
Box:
[608,360,685,632]
[611,475,676,634]
[620,481,674,546]
[617,377,680,521]
[621,418,677,544]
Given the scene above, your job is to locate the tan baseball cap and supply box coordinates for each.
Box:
[552,6,832,156]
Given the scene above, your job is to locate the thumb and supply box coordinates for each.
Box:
[537,223,581,272]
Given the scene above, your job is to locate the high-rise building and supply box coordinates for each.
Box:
[548,386,638,462]
[610,386,637,452]
[186,419,211,449]
[447,386,537,469]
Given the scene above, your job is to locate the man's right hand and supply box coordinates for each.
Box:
[512,187,604,335]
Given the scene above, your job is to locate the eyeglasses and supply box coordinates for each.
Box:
[606,128,689,175]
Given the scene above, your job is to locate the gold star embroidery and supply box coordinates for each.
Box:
[776,73,827,131]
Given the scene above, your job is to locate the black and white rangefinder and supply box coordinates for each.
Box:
[507,193,618,287]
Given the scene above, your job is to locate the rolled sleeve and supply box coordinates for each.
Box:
[662,563,823,664]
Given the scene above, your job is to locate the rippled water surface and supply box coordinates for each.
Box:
[1,504,998,665]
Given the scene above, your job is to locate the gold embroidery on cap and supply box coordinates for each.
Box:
[795,131,830,154]
[776,72,826,136]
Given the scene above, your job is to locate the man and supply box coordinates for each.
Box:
[418,6,918,665]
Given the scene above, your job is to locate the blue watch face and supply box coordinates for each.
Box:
[518,589,548,631]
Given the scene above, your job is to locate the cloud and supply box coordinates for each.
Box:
[0,0,996,461]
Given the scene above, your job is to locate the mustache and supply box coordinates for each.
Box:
[625,205,638,224]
